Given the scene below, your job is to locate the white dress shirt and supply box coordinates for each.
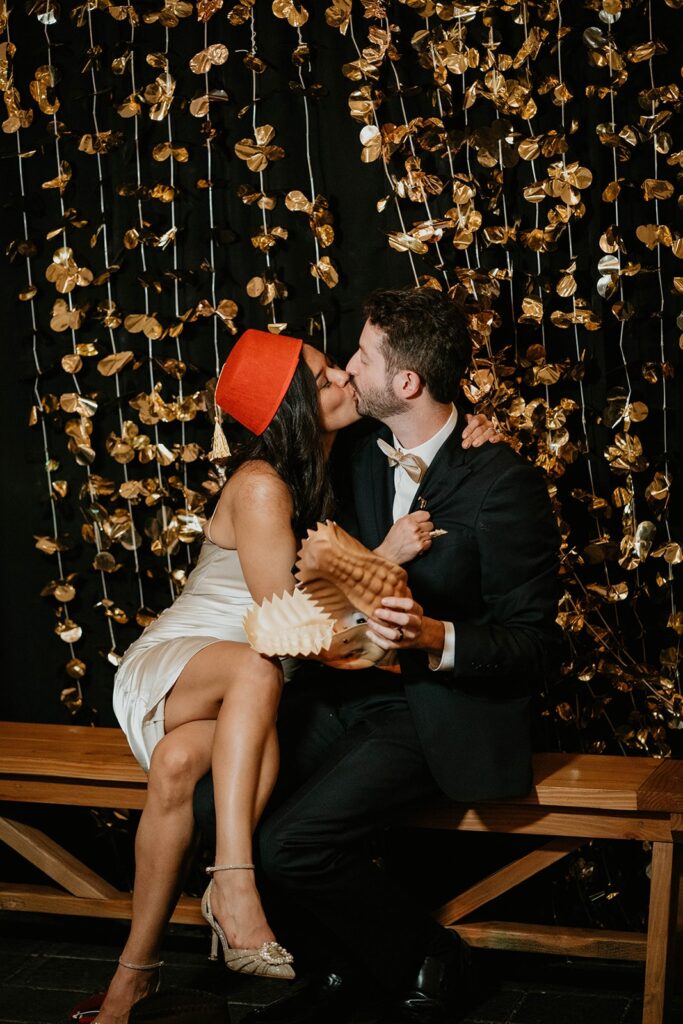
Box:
[390,405,457,672]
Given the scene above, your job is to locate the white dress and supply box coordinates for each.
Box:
[113,534,255,771]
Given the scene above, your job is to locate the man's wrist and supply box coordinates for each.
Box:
[419,616,445,656]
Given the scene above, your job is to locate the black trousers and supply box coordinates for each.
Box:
[256,667,447,994]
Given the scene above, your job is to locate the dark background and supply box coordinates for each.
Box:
[0,0,681,753]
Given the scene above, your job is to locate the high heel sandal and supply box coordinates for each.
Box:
[201,864,295,980]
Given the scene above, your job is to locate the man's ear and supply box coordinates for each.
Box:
[394,369,423,399]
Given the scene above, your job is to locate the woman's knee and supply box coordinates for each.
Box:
[222,652,283,708]
[148,737,205,808]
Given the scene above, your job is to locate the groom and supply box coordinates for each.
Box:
[247,287,561,1024]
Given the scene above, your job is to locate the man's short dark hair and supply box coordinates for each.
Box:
[363,287,472,403]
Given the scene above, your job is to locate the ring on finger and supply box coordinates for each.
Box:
[396,627,404,642]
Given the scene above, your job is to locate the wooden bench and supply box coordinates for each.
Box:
[0,723,681,1024]
[0,721,202,926]
[406,752,683,1024]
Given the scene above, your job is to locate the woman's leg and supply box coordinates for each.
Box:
[95,720,214,1024]
[164,642,284,949]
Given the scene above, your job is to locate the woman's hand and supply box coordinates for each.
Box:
[375,510,433,565]
[462,412,503,449]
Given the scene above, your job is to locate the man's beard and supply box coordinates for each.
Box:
[352,380,408,420]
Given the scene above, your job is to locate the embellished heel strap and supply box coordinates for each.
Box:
[118,957,165,971]
[206,863,255,874]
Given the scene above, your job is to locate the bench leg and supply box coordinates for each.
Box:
[0,815,119,898]
[642,841,681,1024]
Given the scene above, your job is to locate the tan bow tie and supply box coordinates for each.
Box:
[376,438,427,484]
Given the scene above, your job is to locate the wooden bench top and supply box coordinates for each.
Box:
[1,722,681,813]
[0,722,145,785]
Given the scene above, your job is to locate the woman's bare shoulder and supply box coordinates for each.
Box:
[226,460,292,510]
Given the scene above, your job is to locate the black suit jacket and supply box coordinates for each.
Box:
[343,412,561,802]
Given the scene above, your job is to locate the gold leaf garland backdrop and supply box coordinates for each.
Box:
[0,0,681,755]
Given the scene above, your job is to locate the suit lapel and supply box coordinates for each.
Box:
[409,408,472,512]
[354,425,395,547]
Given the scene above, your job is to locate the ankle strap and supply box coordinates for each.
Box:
[118,957,164,971]
[206,863,255,874]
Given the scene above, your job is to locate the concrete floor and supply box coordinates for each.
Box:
[0,913,679,1024]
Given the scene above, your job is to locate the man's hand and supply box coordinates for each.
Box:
[367,595,445,657]
[374,511,433,565]
[462,412,503,449]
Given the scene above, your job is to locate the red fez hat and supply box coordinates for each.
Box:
[215,329,303,436]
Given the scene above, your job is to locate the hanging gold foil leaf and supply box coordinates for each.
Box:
[35,535,68,555]
[636,223,672,249]
[387,232,428,255]
[66,658,87,679]
[45,248,93,294]
[556,273,577,297]
[243,53,267,74]
[285,190,311,212]
[93,551,120,573]
[152,141,189,162]
[97,351,134,376]
[143,72,176,121]
[124,313,164,339]
[602,180,621,201]
[41,160,72,194]
[60,687,83,714]
[325,0,352,32]
[272,0,309,26]
[519,297,543,324]
[50,299,87,332]
[667,612,683,636]
[311,257,339,288]
[143,1,193,27]
[642,178,674,200]
[235,125,285,171]
[189,43,229,74]
[136,607,159,627]
[651,542,683,564]
[56,620,83,643]
[586,582,629,602]
[117,93,141,118]
[634,521,656,560]
[645,472,670,501]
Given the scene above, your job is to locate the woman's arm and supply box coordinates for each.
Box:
[229,464,299,603]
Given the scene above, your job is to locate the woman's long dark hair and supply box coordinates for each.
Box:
[225,353,334,538]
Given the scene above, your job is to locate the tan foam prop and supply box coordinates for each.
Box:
[244,522,410,670]
[243,586,334,658]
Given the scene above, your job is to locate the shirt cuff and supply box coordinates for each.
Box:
[428,621,455,672]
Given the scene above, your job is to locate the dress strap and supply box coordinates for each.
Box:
[206,505,219,544]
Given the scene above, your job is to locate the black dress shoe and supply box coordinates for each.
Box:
[240,972,356,1024]
[377,934,471,1024]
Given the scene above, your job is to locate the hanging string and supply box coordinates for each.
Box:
[425,17,480,304]
[200,19,231,472]
[6,16,80,693]
[646,0,679,691]
[85,4,147,616]
[42,1,119,662]
[202,21,221,379]
[162,24,191,564]
[382,16,449,288]
[556,1,601,503]
[348,13,420,288]
[128,17,176,602]
[294,23,328,352]
[250,8,278,327]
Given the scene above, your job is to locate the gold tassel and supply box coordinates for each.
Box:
[209,412,231,462]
